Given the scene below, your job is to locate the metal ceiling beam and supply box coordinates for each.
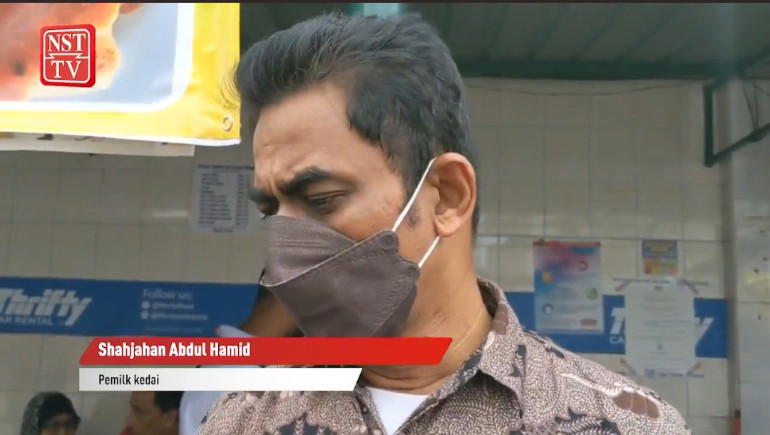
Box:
[703,45,770,167]
[526,5,570,60]
[614,4,685,63]
[570,4,625,61]
[456,59,710,80]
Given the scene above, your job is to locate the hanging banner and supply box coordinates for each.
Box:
[533,241,603,334]
[625,278,696,377]
[0,3,239,146]
[641,239,679,276]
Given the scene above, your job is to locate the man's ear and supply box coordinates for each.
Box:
[430,152,476,238]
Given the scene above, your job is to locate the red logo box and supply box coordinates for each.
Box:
[40,24,96,87]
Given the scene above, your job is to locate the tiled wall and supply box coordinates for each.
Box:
[0,79,728,434]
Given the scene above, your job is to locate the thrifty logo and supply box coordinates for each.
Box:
[0,289,91,326]
[40,24,96,87]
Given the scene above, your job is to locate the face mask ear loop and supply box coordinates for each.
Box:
[392,158,437,232]
[418,236,440,268]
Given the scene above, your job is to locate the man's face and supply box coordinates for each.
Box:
[39,413,78,435]
[126,392,177,435]
[251,83,436,263]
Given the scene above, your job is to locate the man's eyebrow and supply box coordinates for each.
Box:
[278,166,336,197]
[249,166,337,205]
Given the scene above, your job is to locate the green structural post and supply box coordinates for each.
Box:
[346,3,403,17]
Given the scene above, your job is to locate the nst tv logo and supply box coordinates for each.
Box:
[40,24,96,87]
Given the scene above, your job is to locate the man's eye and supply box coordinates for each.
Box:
[306,193,343,214]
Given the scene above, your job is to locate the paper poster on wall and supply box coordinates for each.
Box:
[641,240,679,276]
[192,165,255,234]
[533,241,603,334]
[624,278,696,377]
[0,3,240,146]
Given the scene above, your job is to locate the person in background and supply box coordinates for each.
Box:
[125,391,183,435]
[20,392,80,435]
[179,290,300,435]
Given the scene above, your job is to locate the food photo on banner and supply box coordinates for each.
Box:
[0,3,239,147]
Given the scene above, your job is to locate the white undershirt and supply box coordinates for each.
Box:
[367,387,428,435]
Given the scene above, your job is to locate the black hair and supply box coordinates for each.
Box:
[154,391,183,413]
[236,12,480,232]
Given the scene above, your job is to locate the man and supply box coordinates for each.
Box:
[200,12,690,435]
[126,391,183,435]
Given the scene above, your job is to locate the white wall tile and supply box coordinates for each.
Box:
[55,169,102,223]
[0,391,35,427]
[466,85,501,127]
[590,128,636,185]
[140,225,188,282]
[500,92,545,126]
[683,242,725,298]
[741,380,770,434]
[474,236,499,284]
[185,233,232,282]
[144,168,192,225]
[545,181,590,237]
[14,151,60,168]
[544,94,591,127]
[637,181,684,240]
[100,170,146,224]
[684,182,723,241]
[633,375,688,417]
[13,167,59,223]
[499,180,544,236]
[6,223,52,277]
[600,239,638,293]
[80,392,130,435]
[58,152,104,170]
[94,224,142,280]
[0,166,14,222]
[50,224,96,278]
[0,334,42,391]
[475,128,500,235]
[498,236,534,291]
[38,336,90,393]
[687,359,729,417]
[498,127,545,183]
[590,181,637,238]
[635,128,683,185]
[0,150,17,166]
[629,87,684,130]
[737,302,770,382]
[685,417,730,435]
[0,223,8,275]
[194,142,253,166]
[228,232,266,283]
[544,127,590,184]
[591,93,635,128]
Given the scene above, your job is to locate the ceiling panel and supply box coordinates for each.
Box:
[242,3,770,80]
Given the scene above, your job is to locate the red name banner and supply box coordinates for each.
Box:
[80,337,452,366]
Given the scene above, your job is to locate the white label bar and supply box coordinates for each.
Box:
[79,367,362,391]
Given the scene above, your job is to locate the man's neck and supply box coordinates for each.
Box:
[361,270,492,395]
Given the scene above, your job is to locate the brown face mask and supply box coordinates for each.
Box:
[260,159,440,337]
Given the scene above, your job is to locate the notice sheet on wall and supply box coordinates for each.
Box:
[624,278,696,377]
[192,165,254,233]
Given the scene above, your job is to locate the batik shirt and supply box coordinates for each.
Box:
[199,278,690,435]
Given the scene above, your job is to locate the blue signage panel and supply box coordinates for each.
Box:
[0,277,727,358]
